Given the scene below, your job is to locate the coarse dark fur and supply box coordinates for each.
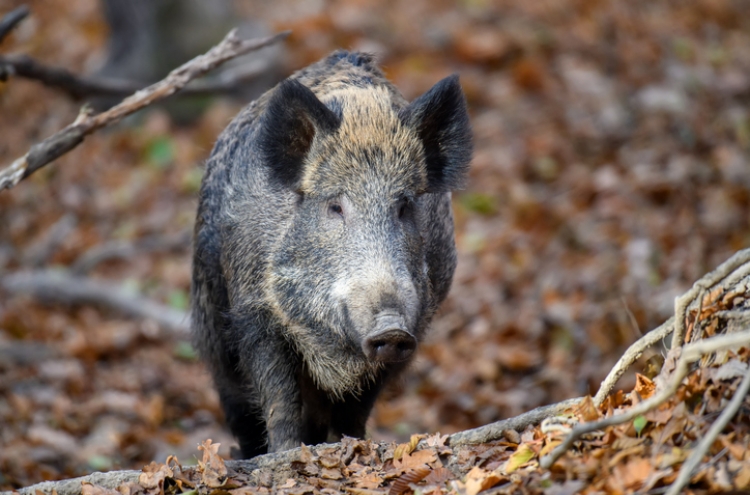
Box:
[192,51,472,458]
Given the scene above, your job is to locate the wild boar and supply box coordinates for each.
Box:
[192,50,471,458]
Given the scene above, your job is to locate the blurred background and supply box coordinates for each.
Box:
[1,0,750,489]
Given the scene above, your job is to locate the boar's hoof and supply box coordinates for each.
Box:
[364,323,417,363]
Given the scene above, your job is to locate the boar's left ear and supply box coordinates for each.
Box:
[399,75,472,193]
[259,79,341,190]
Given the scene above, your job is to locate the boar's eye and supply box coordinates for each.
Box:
[397,197,412,220]
[328,202,344,219]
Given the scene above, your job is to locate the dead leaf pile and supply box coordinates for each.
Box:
[73,336,750,495]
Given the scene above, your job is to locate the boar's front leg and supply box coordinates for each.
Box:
[330,376,386,440]
[234,311,305,453]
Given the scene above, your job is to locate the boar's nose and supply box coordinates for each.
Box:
[363,314,417,363]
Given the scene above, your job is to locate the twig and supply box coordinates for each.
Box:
[0,269,189,335]
[592,317,674,406]
[70,230,191,275]
[686,288,706,344]
[540,330,750,469]
[445,397,583,447]
[671,249,750,349]
[0,54,269,99]
[666,365,750,495]
[0,5,29,44]
[0,29,290,191]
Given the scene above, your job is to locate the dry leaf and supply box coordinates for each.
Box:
[197,439,228,488]
[139,461,174,492]
[388,467,431,495]
[81,483,120,495]
[610,457,653,491]
[464,466,503,495]
[424,467,453,485]
[719,434,745,461]
[277,478,296,489]
[539,439,562,458]
[299,444,315,463]
[321,468,344,480]
[345,488,388,495]
[711,358,748,381]
[634,373,655,400]
[393,434,424,461]
[735,464,750,489]
[353,472,384,489]
[503,444,535,474]
[574,396,601,422]
[395,449,439,472]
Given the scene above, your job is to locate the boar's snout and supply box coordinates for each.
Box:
[363,313,417,363]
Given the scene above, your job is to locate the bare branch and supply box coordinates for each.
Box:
[0,54,270,99]
[671,249,750,349]
[70,230,191,275]
[0,29,290,191]
[592,316,674,406]
[0,269,189,335]
[445,397,583,447]
[665,365,750,495]
[0,5,29,44]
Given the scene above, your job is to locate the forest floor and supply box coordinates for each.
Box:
[1,0,750,493]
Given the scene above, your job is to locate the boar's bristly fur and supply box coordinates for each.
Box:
[192,51,472,458]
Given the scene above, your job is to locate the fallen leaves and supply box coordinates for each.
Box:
[197,440,227,488]
[4,0,750,493]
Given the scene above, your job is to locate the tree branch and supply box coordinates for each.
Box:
[670,249,750,349]
[0,5,29,44]
[0,54,270,99]
[665,365,750,495]
[70,230,191,275]
[444,397,583,447]
[592,316,674,406]
[0,269,189,335]
[0,28,290,191]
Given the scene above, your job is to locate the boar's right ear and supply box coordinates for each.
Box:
[259,80,341,190]
[399,75,472,193]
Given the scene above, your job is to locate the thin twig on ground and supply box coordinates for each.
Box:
[665,366,750,495]
[0,29,290,191]
[540,329,750,469]
[0,5,29,44]
[0,269,189,335]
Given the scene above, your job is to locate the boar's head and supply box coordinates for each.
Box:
[258,76,471,397]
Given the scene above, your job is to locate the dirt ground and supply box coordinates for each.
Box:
[1,0,749,490]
